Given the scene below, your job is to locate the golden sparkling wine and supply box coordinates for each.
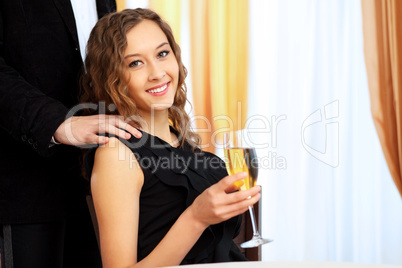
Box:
[224,148,258,191]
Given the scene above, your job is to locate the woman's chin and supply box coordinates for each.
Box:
[150,103,174,111]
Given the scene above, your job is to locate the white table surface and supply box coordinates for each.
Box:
[161,262,402,268]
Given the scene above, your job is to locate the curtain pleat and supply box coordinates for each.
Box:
[116,0,125,11]
[361,0,402,197]
[148,0,182,43]
[189,0,213,152]
[190,0,249,153]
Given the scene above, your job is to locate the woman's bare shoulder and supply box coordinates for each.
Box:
[92,137,144,188]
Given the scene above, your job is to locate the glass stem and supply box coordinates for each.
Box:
[248,205,260,237]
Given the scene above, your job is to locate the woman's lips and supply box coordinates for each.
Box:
[146,82,169,96]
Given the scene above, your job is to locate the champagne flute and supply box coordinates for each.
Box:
[223,129,273,248]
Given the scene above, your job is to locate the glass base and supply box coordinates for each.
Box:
[240,235,273,248]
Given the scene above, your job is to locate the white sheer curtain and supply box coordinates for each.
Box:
[248,0,402,264]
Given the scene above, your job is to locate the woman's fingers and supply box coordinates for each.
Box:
[218,172,248,191]
[225,185,261,205]
[189,174,261,226]
[221,192,261,219]
[217,172,261,202]
[209,173,261,217]
[225,183,240,193]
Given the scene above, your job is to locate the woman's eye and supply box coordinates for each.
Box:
[129,60,142,68]
[158,50,170,58]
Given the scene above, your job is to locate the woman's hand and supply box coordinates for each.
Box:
[187,172,261,229]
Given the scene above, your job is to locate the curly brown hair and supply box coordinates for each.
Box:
[80,8,200,148]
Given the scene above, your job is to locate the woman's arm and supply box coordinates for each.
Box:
[91,137,261,268]
[91,137,144,267]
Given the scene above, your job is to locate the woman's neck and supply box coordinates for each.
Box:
[139,110,177,146]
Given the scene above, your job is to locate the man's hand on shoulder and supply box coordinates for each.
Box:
[53,115,142,146]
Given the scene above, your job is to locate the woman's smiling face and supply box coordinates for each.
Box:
[124,19,179,114]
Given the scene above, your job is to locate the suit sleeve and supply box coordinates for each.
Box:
[0,8,69,157]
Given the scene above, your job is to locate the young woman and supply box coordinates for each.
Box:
[82,8,261,268]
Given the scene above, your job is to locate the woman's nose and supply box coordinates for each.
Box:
[148,61,166,81]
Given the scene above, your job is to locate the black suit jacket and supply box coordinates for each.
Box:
[0,0,116,224]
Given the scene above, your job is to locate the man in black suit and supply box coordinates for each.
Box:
[0,1,140,267]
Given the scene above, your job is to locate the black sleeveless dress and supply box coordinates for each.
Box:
[85,129,247,264]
